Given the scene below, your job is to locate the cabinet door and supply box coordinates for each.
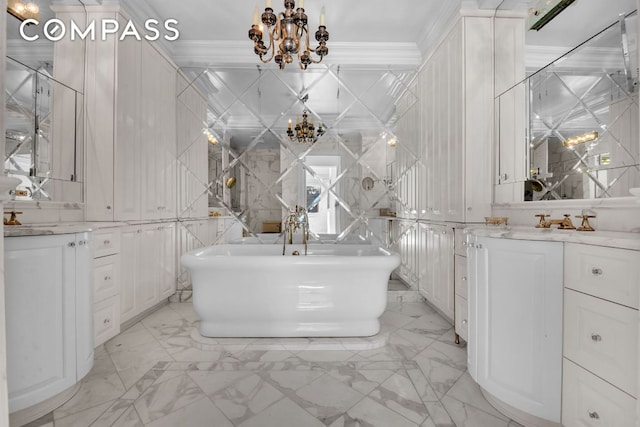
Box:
[431,226,454,321]
[158,223,177,299]
[114,27,142,221]
[5,235,76,412]
[140,44,162,220]
[85,22,116,221]
[120,227,140,323]
[75,233,94,380]
[471,237,563,423]
[138,224,160,311]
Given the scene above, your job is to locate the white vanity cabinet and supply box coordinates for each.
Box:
[468,235,563,426]
[5,233,94,415]
[562,243,639,427]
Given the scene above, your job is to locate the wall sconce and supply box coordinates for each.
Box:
[7,0,40,23]
[203,129,218,145]
[563,131,598,148]
[225,177,237,189]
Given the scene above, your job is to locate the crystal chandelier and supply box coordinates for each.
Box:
[248,0,329,70]
[287,108,325,144]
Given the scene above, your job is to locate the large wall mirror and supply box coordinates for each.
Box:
[4,1,86,203]
[178,65,415,242]
[498,7,639,201]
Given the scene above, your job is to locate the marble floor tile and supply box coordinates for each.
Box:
[133,373,205,424]
[110,405,143,427]
[441,396,511,427]
[369,372,429,424]
[90,399,137,427]
[326,368,395,395]
[146,397,233,427]
[30,288,531,427]
[53,372,126,420]
[445,372,509,421]
[417,340,468,372]
[237,397,325,427]
[413,355,465,399]
[424,401,456,427]
[263,370,326,393]
[332,396,420,427]
[53,400,112,427]
[294,373,366,424]
[207,374,284,424]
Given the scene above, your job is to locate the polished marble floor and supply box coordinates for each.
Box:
[27,291,524,427]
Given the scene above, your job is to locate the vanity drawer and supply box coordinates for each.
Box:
[93,255,120,303]
[564,243,640,309]
[564,289,638,397]
[455,254,468,299]
[455,295,468,342]
[454,228,467,256]
[93,229,121,258]
[562,359,636,427]
[94,296,121,347]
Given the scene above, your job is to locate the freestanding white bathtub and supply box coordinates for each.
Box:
[181,244,401,337]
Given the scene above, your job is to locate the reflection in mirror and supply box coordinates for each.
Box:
[5,57,84,202]
[525,10,638,200]
[178,65,415,243]
[4,1,86,203]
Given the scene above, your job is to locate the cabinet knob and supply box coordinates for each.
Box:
[588,411,599,420]
[461,319,467,325]
[104,318,111,325]
[106,205,112,210]
[104,276,111,281]
[104,240,110,245]
[462,277,467,281]
[591,334,602,342]
[68,242,76,247]
[591,268,603,276]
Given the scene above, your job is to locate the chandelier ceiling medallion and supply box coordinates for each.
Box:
[248,0,329,70]
[287,95,325,144]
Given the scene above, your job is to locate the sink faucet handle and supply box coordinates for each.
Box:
[575,214,596,232]
[3,211,23,226]
[534,214,550,228]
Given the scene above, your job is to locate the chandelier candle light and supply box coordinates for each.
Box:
[248,0,329,70]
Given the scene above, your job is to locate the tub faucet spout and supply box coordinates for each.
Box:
[283,205,309,255]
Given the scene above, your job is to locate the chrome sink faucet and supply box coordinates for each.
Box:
[282,205,309,255]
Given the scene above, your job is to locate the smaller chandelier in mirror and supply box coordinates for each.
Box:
[287,109,325,144]
[248,0,329,70]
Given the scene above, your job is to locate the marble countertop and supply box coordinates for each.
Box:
[3,221,130,237]
[466,225,640,251]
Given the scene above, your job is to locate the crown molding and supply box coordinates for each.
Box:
[526,45,625,72]
[416,0,461,58]
[169,40,422,68]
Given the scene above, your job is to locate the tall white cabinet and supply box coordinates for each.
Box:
[393,13,523,326]
[85,9,178,222]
